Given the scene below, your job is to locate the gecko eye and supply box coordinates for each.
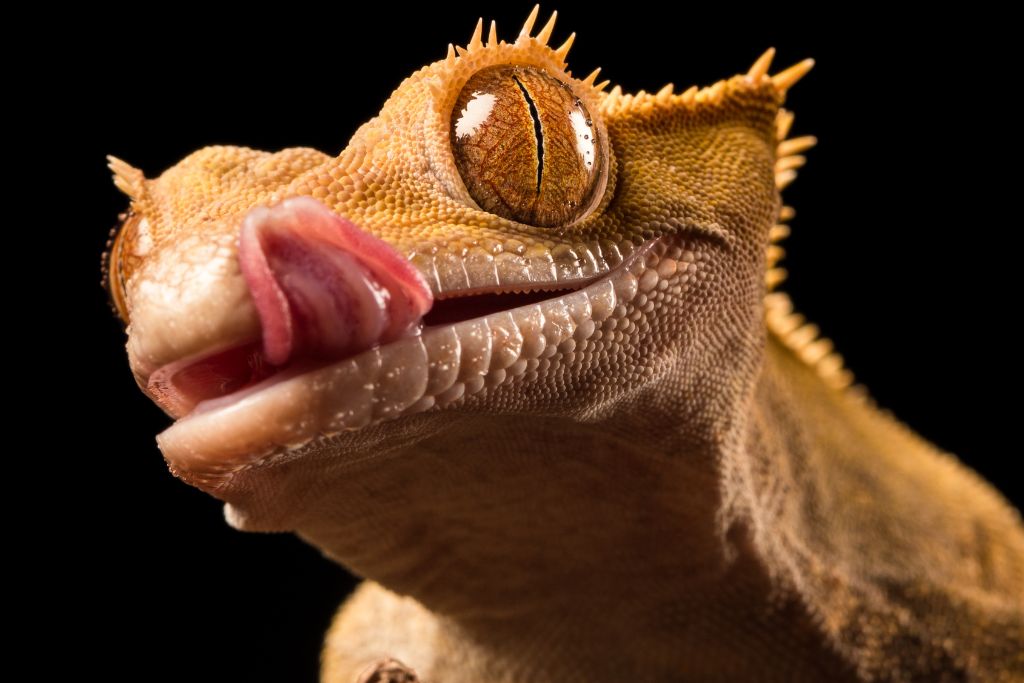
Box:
[101,212,132,324]
[450,64,606,228]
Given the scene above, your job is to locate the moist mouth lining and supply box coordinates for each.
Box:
[423,286,579,326]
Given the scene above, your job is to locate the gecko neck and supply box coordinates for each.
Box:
[296,374,738,604]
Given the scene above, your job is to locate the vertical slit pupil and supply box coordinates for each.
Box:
[512,75,544,196]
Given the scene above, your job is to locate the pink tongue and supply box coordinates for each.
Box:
[238,197,433,366]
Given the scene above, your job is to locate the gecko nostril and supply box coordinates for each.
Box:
[356,658,420,683]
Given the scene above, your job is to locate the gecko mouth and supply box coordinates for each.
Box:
[147,287,590,418]
[153,198,657,475]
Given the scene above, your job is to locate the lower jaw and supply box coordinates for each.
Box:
[156,238,683,477]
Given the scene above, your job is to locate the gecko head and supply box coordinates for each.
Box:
[104,7,808,494]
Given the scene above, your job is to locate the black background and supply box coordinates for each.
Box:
[58,4,1018,680]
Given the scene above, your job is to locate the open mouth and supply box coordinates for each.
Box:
[147,287,596,420]
[150,198,659,474]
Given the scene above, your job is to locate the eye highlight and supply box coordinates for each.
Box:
[450,65,605,228]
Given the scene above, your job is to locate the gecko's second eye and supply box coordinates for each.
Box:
[450,64,606,228]
[101,211,133,325]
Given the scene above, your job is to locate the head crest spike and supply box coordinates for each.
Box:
[581,67,601,88]
[777,135,817,157]
[769,224,791,242]
[656,83,674,99]
[747,47,776,81]
[554,32,575,61]
[468,18,484,51]
[519,5,540,39]
[594,80,610,92]
[487,20,498,47]
[765,267,788,289]
[535,11,557,45]
[776,169,797,190]
[775,155,806,172]
[445,43,456,64]
[776,110,795,140]
[772,58,815,94]
[107,155,145,201]
[426,77,445,100]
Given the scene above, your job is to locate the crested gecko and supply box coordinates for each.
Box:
[102,8,1024,681]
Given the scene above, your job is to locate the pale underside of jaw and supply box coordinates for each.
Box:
[153,199,693,477]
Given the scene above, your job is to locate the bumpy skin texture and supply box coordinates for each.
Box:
[106,9,1024,682]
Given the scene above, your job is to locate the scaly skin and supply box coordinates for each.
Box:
[104,8,1024,681]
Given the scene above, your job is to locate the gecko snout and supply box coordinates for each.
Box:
[129,197,432,419]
